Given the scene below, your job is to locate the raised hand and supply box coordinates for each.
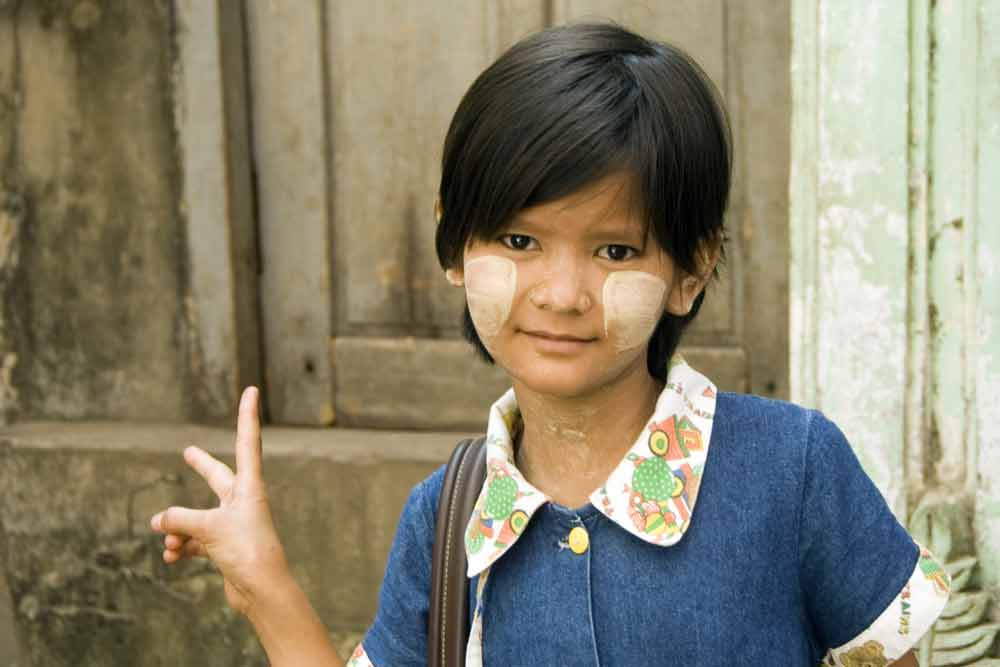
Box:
[150,386,289,615]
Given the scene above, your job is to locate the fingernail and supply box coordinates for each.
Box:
[150,513,160,530]
[242,386,257,409]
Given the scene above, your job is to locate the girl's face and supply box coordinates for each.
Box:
[448,172,711,399]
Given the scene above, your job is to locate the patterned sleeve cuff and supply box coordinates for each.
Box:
[346,643,376,667]
[824,543,950,666]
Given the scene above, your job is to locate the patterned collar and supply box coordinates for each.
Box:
[464,356,718,576]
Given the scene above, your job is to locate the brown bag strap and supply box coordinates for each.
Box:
[428,436,487,667]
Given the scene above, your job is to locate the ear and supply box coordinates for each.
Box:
[664,238,721,316]
[664,273,709,315]
[444,267,464,287]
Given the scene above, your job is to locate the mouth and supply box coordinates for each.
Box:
[521,329,597,343]
[520,329,597,355]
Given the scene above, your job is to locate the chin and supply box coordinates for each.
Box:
[500,350,640,399]
[511,371,595,399]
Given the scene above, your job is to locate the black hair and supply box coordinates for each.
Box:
[435,22,731,382]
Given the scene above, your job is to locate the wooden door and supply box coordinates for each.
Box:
[246,1,790,429]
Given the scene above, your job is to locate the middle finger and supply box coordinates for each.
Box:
[183,446,235,499]
[164,533,188,550]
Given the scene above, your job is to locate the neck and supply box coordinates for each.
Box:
[512,359,662,508]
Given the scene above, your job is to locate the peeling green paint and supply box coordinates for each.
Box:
[972,0,1000,594]
[791,0,911,515]
[793,0,1000,608]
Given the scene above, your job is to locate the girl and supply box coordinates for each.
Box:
[151,22,948,666]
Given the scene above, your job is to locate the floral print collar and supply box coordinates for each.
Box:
[463,356,717,577]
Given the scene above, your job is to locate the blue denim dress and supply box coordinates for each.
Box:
[358,390,943,666]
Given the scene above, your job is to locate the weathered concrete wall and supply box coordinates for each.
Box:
[0,2,266,657]
[0,2,25,426]
[0,422,455,666]
[0,0,196,422]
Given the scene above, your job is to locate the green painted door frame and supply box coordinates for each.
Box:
[790,0,1000,596]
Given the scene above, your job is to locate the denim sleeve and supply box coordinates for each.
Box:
[797,411,920,650]
[360,465,445,667]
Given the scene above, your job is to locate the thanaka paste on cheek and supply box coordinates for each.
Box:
[464,255,517,341]
[602,271,668,352]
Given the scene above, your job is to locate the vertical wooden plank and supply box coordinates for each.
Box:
[175,0,249,420]
[327,2,545,336]
[821,1,910,514]
[972,0,1000,594]
[791,1,911,515]
[693,0,740,345]
[728,0,791,398]
[927,0,977,488]
[247,0,335,425]
[324,2,548,429]
[905,0,931,494]
[328,2,481,331]
[218,1,264,415]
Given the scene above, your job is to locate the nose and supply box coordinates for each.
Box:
[528,256,594,313]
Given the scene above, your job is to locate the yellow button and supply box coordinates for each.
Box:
[568,526,589,554]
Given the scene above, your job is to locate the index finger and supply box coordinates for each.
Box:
[235,386,262,489]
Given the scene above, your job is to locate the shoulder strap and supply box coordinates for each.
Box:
[428,436,488,667]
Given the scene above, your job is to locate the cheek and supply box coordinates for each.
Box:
[602,271,667,352]
[464,256,517,340]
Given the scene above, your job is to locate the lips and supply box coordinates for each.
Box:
[522,329,596,342]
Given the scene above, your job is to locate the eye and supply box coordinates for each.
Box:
[499,234,538,251]
[598,244,638,262]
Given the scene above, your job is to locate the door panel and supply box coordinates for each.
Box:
[328,2,547,331]
[249,0,789,427]
[248,0,336,425]
[332,337,511,429]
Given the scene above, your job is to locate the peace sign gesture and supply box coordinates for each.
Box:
[150,387,289,615]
